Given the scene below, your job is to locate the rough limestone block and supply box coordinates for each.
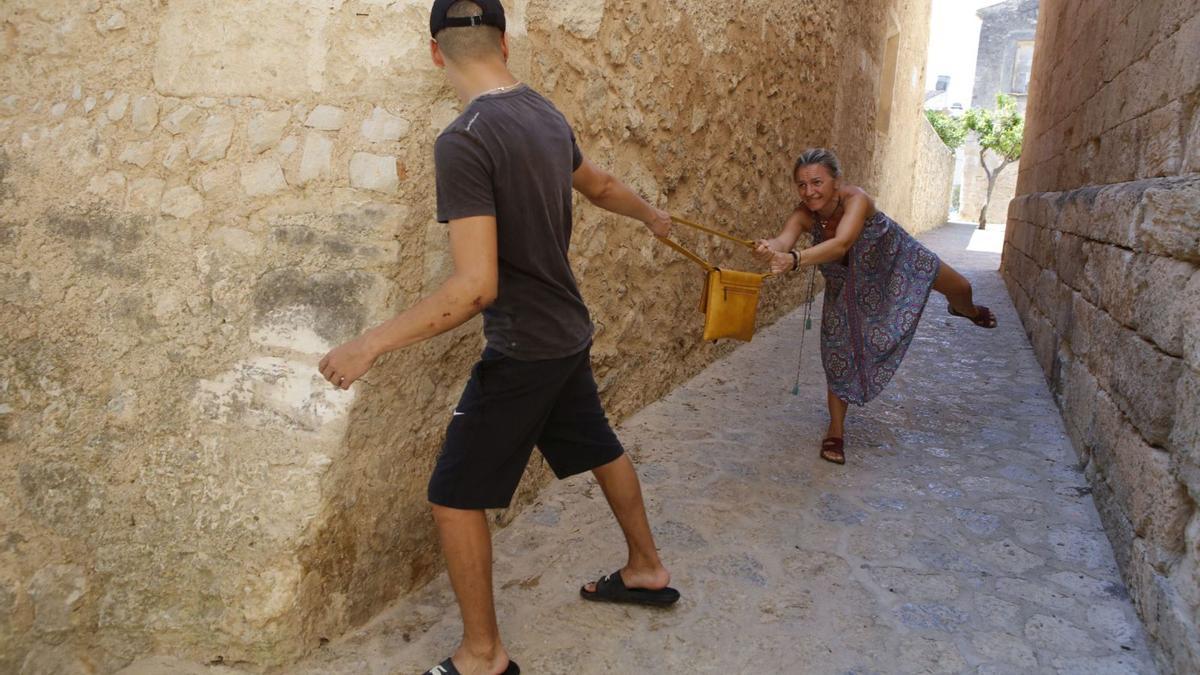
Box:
[1186,104,1200,175]
[130,96,158,135]
[28,564,87,634]
[1132,255,1195,357]
[349,153,398,194]
[161,186,204,219]
[1063,355,1100,451]
[1090,181,1146,249]
[1091,412,1190,555]
[241,159,287,197]
[118,141,155,168]
[297,132,333,184]
[126,177,165,213]
[1110,329,1183,447]
[1139,177,1200,262]
[1138,101,1183,178]
[1184,270,1200,371]
[106,93,130,121]
[1033,268,1059,321]
[536,0,607,39]
[247,110,291,154]
[1055,233,1088,291]
[1101,120,1139,185]
[1172,367,1200,489]
[1090,244,1137,327]
[188,115,235,163]
[154,0,330,98]
[360,107,409,142]
[305,105,345,131]
[162,140,188,171]
[87,171,126,201]
[161,104,199,135]
[1077,296,1120,392]
[1172,12,1200,97]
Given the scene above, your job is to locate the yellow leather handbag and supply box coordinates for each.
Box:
[658,216,772,342]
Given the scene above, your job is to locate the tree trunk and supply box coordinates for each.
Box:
[978,153,1012,230]
[978,153,994,229]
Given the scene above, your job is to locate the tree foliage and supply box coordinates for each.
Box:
[925,109,967,150]
[962,93,1025,228]
[963,93,1024,162]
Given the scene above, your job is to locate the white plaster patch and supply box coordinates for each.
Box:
[305,105,345,131]
[197,357,353,432]
[251,307,334,356]
[240,158,288,197]
[361,106,409,142]
[349,152,399,194]
[154,0,334,98]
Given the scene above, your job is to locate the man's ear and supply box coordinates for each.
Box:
[431,38,446,68]
[500,32,509,62]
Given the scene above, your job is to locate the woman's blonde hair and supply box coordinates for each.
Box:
[794,148,842,179]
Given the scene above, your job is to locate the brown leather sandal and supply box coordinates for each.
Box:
[948,304,997,329]
[820,437,845,465]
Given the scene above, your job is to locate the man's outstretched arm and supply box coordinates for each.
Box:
[573,157,672,237]
[318,215,498,390]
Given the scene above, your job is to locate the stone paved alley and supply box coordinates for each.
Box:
[123,222,1158,674]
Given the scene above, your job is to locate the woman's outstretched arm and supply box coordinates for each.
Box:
[753,209,810,263]
[765,192,872,273]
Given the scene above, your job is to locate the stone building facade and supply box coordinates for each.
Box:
[1002,0,1200,671]
[959,0,1038,226]
[0,0,942,672]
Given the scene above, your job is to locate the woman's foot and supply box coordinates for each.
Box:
[820,437,845,464]
[948,303,997,328]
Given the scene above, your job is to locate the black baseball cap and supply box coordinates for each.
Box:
[430,0,506,38]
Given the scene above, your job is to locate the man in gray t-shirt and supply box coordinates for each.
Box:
[318,2,679,674]
[434,84,593,360]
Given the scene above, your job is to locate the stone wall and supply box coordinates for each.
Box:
[0,0,934,672]
[908,115,955,234]
[1001,0,1200,671]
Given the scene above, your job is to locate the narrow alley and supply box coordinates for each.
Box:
[253,222,1159,675]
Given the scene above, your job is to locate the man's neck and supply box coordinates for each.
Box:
[447,61,520,105]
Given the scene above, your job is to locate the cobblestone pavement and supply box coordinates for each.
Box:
[260,223,1159,674]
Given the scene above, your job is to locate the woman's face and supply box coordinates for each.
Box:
[794,164,839,214]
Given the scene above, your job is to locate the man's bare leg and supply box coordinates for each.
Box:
[431,505,511,675]
[584,454,671,591]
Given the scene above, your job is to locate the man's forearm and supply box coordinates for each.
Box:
[587,176,656,225]
[362,275,492,356]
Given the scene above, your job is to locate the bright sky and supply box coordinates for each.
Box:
[924,0,1004,109]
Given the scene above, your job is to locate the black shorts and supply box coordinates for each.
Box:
[427,344,625,510]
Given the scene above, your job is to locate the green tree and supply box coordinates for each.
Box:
[925,109,967,150]
[963,93,1025,229]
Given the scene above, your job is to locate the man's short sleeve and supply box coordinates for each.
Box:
[570,129,583,171]
[435,131,495,224]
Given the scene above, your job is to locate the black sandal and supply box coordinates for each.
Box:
[423,657,520,675]
[580,570,680,607]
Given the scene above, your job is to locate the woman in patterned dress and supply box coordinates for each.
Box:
[755,148,996,465]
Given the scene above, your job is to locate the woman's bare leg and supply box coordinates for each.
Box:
[932,261,978,317]
[826,387,849,440]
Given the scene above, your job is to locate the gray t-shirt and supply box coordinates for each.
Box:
[435,85,592,361]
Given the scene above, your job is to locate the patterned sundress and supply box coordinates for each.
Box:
[814,210,940,405]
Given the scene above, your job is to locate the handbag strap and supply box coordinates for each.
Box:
[657,216,773,278]
[670,216,757,249]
